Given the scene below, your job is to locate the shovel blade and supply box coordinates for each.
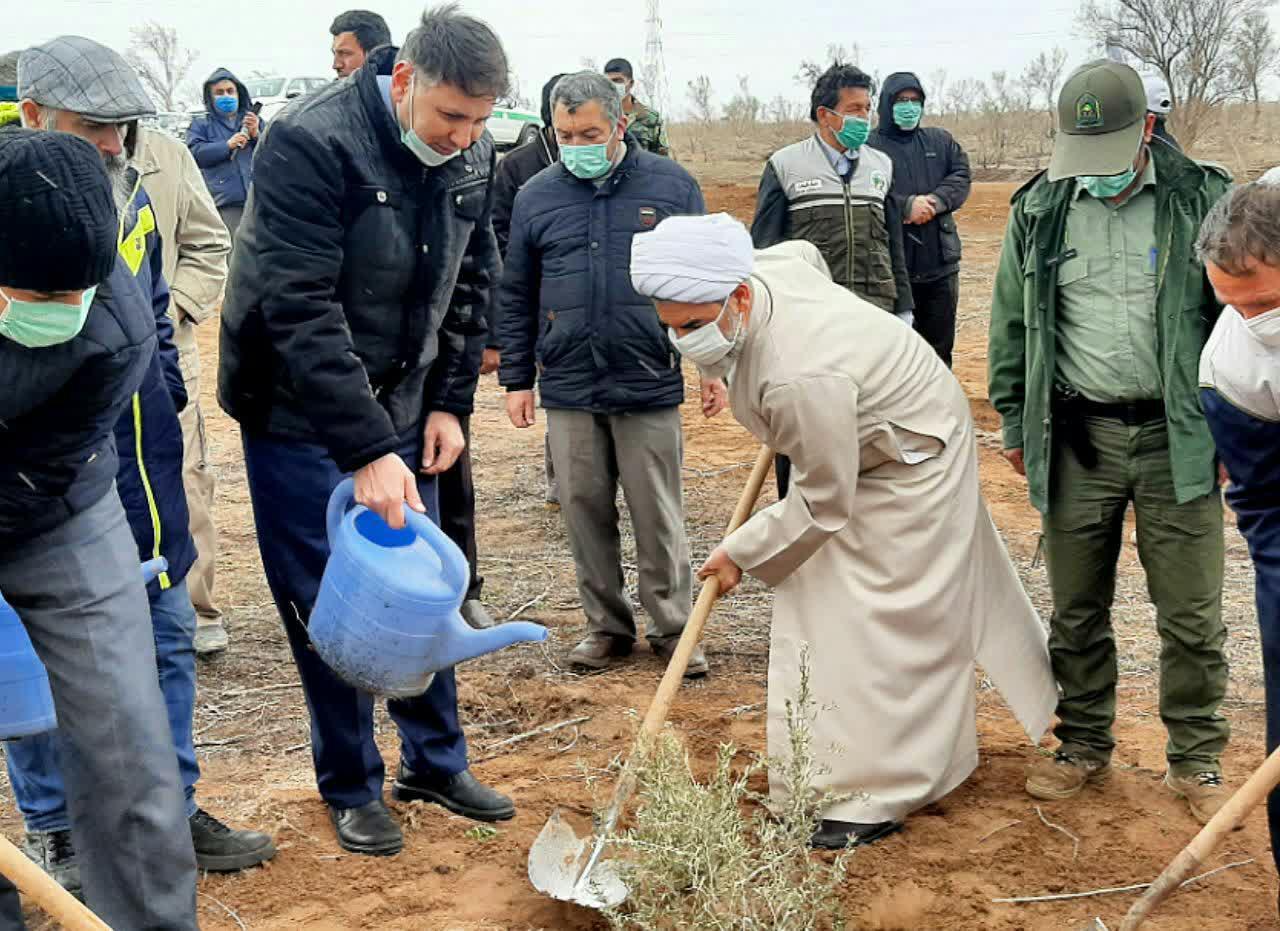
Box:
[528,808,628,910]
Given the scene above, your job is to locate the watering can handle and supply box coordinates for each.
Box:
[325,479,463,577]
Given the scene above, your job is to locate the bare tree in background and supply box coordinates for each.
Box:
[1021,47,1069,124]
[684,74,715,161]
[796,43,864,86]
[1078,0,1271,145]
[724,76,762,130]
[928,69,949,114]
[126,22,196,112]
[686,75,715,123]
[766,95,803,123]
[1232,10,1280,117]
[497,72,533,111]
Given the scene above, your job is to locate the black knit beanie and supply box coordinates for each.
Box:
[0,127,117,292]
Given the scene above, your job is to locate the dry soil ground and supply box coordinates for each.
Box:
[4,181,1277,931]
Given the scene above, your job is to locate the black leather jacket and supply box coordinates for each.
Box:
[218,50,499,472]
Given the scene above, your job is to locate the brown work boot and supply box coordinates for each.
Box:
[1165,770,1230,825]
[568,633,633,670]
[1025,751,1110,800]
[650,639,709,679]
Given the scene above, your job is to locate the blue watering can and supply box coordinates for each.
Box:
[309,479,549,698]
[0,558,169,741]
[0,592,57,740]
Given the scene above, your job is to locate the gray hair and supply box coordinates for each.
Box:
[398,2,509,99]
[0,50,19,88]
[550,71,622,126]
[1196,178,1280,275]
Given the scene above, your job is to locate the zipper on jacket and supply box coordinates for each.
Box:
[842,179,856,287]
[132,393,171,590]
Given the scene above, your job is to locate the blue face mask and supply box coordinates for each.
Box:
[214,95,238,115]
[561,142,614,180]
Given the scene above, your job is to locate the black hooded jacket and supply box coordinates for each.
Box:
[869,72,971,284]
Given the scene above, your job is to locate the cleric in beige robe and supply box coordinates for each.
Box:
[630,213,1058,849]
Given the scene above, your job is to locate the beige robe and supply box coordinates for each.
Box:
[722,242,1057,824]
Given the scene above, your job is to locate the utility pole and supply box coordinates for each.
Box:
[642,0,671,116]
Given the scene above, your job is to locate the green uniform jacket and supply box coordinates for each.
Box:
[627,98,671,157]
[988,141,1231,514]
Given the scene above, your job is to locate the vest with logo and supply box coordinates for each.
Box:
[767,135,897,310]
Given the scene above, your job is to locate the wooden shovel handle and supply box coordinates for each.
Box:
[637,443,774,737]
[0,833,112,929]
[599,444,773,830]
[1121,744,1280,930]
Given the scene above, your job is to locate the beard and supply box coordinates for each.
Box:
[104,152,136,227]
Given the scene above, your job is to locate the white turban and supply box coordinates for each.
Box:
[1261,166,1280,187]
[630,213,754,303]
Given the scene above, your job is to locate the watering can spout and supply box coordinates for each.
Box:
[438,618,549,670]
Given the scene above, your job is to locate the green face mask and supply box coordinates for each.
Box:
[1080,165,1138,199]
[0,285,97,348]
[832,112,870,151]
[561,141,613,180]
[893,100,923,130]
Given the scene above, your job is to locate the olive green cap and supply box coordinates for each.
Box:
[1048,59,1147,182]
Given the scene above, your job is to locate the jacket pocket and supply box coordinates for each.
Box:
[939,213,962,265]
[450,181,488,222]
[537,308,584,368]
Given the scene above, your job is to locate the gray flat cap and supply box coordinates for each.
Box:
[18,36,155,123]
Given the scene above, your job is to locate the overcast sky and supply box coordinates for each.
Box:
[10,0,1280,116]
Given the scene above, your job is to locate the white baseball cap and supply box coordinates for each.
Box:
[1143,75,1172,115]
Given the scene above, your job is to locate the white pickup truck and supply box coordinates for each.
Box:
[486,106,542,150]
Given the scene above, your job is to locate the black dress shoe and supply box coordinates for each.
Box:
[391,764,515,822]
[809,819,902,849]
[328,799,403,856]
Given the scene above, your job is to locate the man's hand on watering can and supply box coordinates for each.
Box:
[354,453,425,529]
[698,546,743,595]
[422,411,466,475]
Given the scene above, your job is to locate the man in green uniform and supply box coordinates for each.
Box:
[988,59,1233,824]
[603,57,670,157]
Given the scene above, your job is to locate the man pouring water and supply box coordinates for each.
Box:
[629,213,1057,850]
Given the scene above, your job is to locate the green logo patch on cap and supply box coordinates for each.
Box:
[1076,93,1103,129]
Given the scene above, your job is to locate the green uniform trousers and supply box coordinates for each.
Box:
[1043,415,1228,775]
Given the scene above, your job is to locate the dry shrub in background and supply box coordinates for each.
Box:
[606,651,852,931]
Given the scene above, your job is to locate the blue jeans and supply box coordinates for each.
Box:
[6,580,201,830]
[241,430,468,810]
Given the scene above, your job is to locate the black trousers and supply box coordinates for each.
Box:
[437,415,483,600]
[911,274,960,369]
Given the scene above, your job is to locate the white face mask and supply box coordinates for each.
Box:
[667,295,741,378]
[1242,306,1280,348]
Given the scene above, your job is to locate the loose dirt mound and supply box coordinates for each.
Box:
[4,183,1274,930]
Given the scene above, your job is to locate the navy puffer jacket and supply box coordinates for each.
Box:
[186,68,258,209]
[496,140,705,412]
[0,259,155,549]
[115,181,196,596]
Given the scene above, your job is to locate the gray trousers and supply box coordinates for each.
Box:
[547,407,691,642]
[0,490,196,930]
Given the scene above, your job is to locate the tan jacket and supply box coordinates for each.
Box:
[135,129,230,372]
